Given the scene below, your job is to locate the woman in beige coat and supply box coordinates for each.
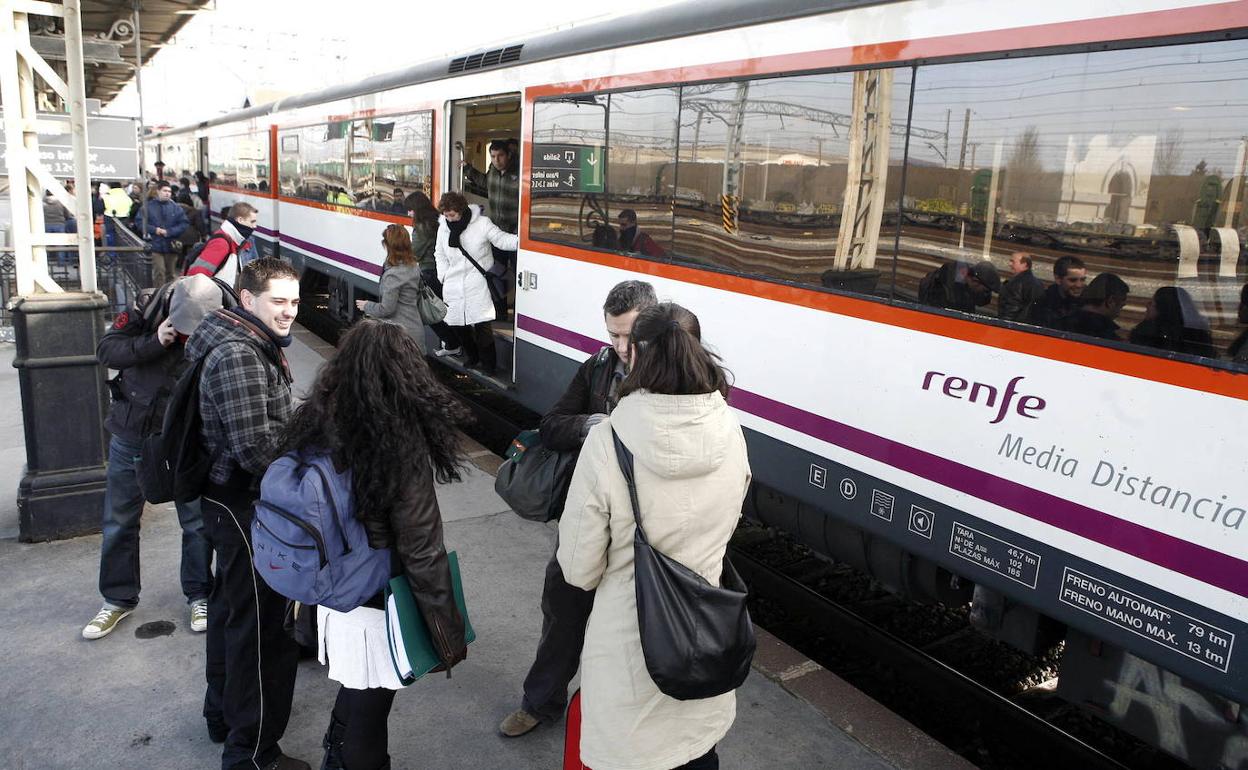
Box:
[558,302,751,770]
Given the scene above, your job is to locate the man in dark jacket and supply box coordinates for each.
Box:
[144,180,190,287]
[617,208,666,258]
[462,139,520,301]
[1026,254,1087,329]
[1057,272,1129,341]
[498,280,658,738]
[82,275,235,642]
[998,252,1045,322]
[187,258,308,770]
[918,259,1000,314]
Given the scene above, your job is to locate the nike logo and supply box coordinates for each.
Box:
[268,562,284,570]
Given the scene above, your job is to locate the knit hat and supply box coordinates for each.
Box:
[168,274,224,335]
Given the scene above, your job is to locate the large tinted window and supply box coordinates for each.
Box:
[905,40,1248,362]
[529,39,1248,366]
[279,111,433,211]
[208,132,269,190]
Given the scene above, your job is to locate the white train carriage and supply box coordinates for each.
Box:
[148,1,1248,765]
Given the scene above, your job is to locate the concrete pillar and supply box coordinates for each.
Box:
[13,293,109,542]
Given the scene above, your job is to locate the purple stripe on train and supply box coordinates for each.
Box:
[515,313,1248,600]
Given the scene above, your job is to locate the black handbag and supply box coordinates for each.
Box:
[456,245,507,319]
[611,428,755,701]
[494,430,578,523]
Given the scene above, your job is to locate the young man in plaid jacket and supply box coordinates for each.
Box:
[185,258,309,770]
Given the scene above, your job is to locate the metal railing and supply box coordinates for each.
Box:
[1,217,153,337]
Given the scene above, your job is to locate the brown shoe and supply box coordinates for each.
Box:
[498,708,541,737]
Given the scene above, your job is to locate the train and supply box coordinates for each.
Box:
[146,1,1248,766]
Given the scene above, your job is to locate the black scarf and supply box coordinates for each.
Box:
[446,208,473,248]
[233,307,293,348]
[229,217,255,241]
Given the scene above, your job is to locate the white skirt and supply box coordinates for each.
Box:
[317,604,406,691]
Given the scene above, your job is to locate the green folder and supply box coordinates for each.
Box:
[385,551,476,685]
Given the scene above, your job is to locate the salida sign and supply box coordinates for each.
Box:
[531,144,603,193]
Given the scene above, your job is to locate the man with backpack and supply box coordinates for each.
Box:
[498,280,656,738]
[82,274,237,641]
[185,257,308,770]
[186,201,259,286]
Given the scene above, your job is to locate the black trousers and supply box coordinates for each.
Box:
[201,483,300,770]
[333,685,396,770]
[521,547,596,721]
[676,747,719,769]
[457,321,497,374]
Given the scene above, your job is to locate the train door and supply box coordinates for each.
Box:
[446,93,522,383]
[198,137,209,175]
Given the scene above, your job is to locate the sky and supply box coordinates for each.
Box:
[103,0,684,128]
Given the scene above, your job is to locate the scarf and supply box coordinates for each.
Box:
[446,207,473,248]
[227,218,255,242]
[234,307,293,348]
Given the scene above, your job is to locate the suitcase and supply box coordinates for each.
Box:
[563,689,592,770]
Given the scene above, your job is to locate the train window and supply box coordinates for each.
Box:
[279,123,349,205]
[365,112,434,213]
[530,95,609,248]
[904,39,1248,363]
[672,70,911,295]
[207,131,269,190]
[604,88,679,257]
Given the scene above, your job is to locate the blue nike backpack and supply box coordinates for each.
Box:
[253,450,392,612]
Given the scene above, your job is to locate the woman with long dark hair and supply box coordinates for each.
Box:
[558,302,750,770]
[281,320,470,770]
[406,191,461,356]
[1129,285,1217,358]
[355,224,426,348]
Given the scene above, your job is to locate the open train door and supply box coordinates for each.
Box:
[446,93,522,383]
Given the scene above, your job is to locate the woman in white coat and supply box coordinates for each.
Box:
[434,191,518,376]
[558,302,751,770]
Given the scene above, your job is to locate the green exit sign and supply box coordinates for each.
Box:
[531,144,604,193]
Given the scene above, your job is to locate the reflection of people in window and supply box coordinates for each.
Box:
[257,180,269,192]
[1057,273,1129,341]
[998,252,1045,322]
[917,260,999,314]
[390,187,406,214]
[1129,286,1216,358]
[1026,255,1086,328]
[616,209,664,258]
[1227,284,1248,364]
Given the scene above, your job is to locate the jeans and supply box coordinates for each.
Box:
[521,546,596,721]
[99,434,213,608]
[202,482,300,770]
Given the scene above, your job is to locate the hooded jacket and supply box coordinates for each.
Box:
[558,390,751,770]
[186,308,293,489]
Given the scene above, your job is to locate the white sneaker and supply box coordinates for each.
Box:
[190,599,209,633]
[434,344,462,358]
[83,603,133,640]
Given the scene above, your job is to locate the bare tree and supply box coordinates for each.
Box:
[1154,127,1184,177]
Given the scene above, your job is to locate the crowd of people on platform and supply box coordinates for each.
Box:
[82,144,747,770]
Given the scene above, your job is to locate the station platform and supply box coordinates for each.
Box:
[0,327,971,770]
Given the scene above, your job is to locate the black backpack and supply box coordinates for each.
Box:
[180,232,232,274]
[136,355,214,504]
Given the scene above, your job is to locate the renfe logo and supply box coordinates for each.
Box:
[922,371,1046,424]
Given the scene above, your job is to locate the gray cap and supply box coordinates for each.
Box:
[168,274,224,335]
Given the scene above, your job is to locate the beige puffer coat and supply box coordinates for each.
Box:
[558,389,751,770]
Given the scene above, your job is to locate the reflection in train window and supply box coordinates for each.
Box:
[279,112,433,212]
[208,132,269,190]
[673,70,911,294]
[904,40,1248,362]
[369,112,433,213]
[604,88,679,257]
[530,95,608,248]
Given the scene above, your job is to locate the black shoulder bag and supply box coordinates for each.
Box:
[456,245,507,319]
[611,428,755,700]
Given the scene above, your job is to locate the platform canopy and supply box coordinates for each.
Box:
[26,0,211,105]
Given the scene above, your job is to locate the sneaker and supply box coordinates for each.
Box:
[82,603,133,640]
[498,708,541,738]
[434,344,462,358]
[190,599,209,633]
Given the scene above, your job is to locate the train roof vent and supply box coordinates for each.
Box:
[448,44,524,74]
